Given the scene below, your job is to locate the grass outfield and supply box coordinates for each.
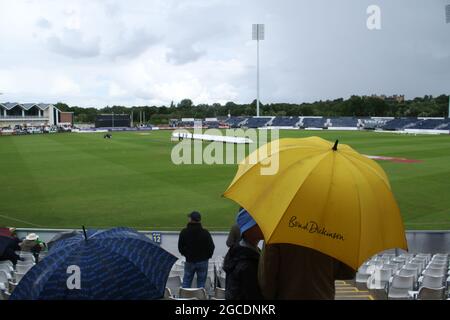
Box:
[0,130,449,231]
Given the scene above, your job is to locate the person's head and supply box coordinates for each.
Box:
[236,208,263,245]
[25,233,39,242]
[187,211,201,223]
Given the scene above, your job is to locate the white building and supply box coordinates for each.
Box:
[0,102,61,127]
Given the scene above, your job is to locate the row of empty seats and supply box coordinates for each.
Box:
[327,117,360,128]
[355,252,450,300]
[222,116,450,131]
[301,117,325,128]
[0,251,48,300]
[224,117,248,128]
[245,117,272,128]
[164,256,226,300]
[382,118,420,130]
[408,118,450,130]
[270,117,300,127]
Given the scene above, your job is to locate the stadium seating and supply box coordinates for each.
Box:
[302,117,325,128]
[15,264,33,274]
[164,287,172,299]
[166,276,182,297]
[4,247,449,300]
[214,287,226,299]
[438,122,450,130]
[179,287,208,300]
[225,117,248,128]
[0,270,11,291]
[356,252,450,300]
[366,268,393,290]
[416,286,446,300]
[245,117,272,128]
[409,119,449,130]
[203,121,220,128]
[270,117,300,127]
[0,264,13,274]
[382,118,419,130]
[387,274,415,299]
[327,117,359,128]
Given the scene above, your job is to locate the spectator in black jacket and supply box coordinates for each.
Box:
[178,211,215,288]
[223,208,264,300]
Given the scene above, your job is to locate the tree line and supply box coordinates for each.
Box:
[55,94,449,125]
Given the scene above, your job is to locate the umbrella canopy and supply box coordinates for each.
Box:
[0,228,12,238]
[47,230,81,250]
[223,137,408,270]
[11,227,177,300]
[0,235,20,257]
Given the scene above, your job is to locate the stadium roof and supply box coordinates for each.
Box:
[0,102,56,110]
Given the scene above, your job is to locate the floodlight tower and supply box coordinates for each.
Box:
[252,24,265,117]
[446,5,450,117]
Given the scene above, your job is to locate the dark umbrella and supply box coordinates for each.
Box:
[0,228,12,238]
[47,230,81,250]
[10,227,177,300]
[0,236,20,263]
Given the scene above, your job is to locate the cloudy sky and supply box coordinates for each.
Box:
[0,0,449,107]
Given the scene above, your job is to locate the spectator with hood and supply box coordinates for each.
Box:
[223,208,264,300]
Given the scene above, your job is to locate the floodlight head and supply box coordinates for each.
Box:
[446,4,450,23]
[252,24,265,40]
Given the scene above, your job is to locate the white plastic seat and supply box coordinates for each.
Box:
[416,286,445,300]
[0,265,13,274]
[0,270,12,282]
[383,263,398,272]
[15,264,33,274]
[13,272,26,284]
[166,276,182,297]
[423,267,446,277]
[0,261,13,268]
[218,275,226,288]
[399,267,418,283]
[428,262,448,270]
[420,275,445,289]
[164,287,172,299]
[179,287,208,300]
[214,287,226,299]
[367,268,392,290]
[411,258,426,269]
[19,255,35,263]
[388,274,414,300]
[168,296,198,300]
[406,262,423,273]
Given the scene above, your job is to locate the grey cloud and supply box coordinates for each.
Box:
[47,29,100,59]
[36,18,52,29]
[166,46,206,65]
[105,28,161,58]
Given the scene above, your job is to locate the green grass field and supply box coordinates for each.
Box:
[1,130,449,230]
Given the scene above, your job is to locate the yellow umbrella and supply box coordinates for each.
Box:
[223,136,407,270]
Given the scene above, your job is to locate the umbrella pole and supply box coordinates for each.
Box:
[82,226,88,241]
[332,140,339,151]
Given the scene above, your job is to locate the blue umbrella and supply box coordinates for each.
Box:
[11,227,177,300]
